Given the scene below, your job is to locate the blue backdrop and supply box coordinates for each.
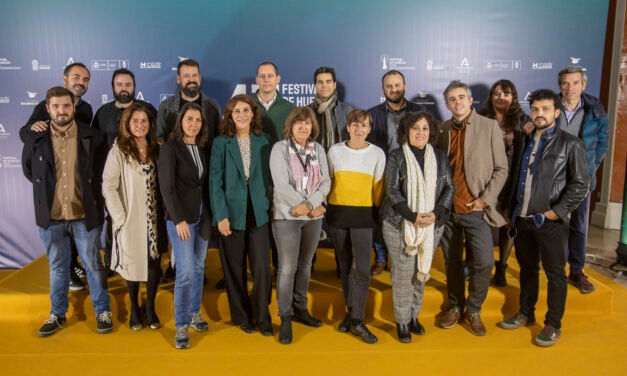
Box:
[0,0,610,267]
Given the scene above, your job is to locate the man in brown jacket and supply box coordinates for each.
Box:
[436,80,508,336]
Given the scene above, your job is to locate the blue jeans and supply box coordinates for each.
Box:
[167,219,208,328]
[39,220,110,317]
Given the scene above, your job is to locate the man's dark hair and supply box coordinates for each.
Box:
[45,86,74,104]
[256,61,279,76]
[528,89,561,110]
[313,66,336,83]
[177,58,200,75]
[381,70,405,85]
[64,62,89,77]
[111,68,136,89]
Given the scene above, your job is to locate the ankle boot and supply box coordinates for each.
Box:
[293,308,322,327]
[493,261,507,287]
[350,319,378,344]
[396,323,412,343]
[279,315,292,344]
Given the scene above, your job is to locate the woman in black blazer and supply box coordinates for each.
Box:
[158,102,211,349]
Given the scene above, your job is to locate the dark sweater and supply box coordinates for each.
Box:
[92,100,157,149]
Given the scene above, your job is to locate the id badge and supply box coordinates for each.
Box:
[302,176,309,191]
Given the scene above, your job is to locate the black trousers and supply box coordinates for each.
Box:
[219,223,271,326]
[514,217,568,329]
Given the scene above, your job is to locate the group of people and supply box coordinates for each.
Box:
[20,58,608,349]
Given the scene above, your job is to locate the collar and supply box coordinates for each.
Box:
[257,91,278,107]
[562,98,583,113]
[452,110,473,129]
[50,120,77,138]
[385,99,407,114]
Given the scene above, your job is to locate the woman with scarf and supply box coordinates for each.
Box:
[380,111,454,343]
[102,103,166,331]
[270,107,331,344]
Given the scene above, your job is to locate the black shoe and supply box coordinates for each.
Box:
[279,316,292,344]
[349,321,378,344]
[409,318,425,335]
[96,311,113,334]
[338,315,351,333]
[37,314,67,337]
[106,269,116,279]
[493,261,507,287]
[69,270,86,291]
[239,323,257,334]
[293,309,322,327]
[130,307,143,331]
[258,321,273,336]
[215,278,226,290]
[73,264,86,279]
[396,323,412,343]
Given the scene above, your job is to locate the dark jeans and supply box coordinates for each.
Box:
[440,211,493,313]
[514,217,569,329]
[329,226,372,321]
[219,223,271,325]
[567,193,590,273]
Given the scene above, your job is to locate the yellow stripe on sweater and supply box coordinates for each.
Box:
[328,170,383,207]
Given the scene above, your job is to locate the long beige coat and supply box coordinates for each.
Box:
[102,144,153,281]
[437,110,508,227]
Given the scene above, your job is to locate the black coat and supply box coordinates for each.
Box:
[380,146,454,229]
[158,138,211,238]
[21,121,105,231]
[367,100,427,156]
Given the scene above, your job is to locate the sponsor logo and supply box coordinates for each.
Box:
[0,57,21,70]
[91,59,129,70]
[171,56,191,71]
[139,61,162,69]
[483,60,522,71]
[136,91,147,101]
[31,59,51,71]
[230,83,314,106]
[160,94,173,103]
[532,62,553,70]
[455,57,474,72]
[0,154,21,168]
[0,96,9,104]
[21,91,39,106]
[0,123,11,140]
[380,54,415,70]
[414,91,435,106]
[425,59,446,71]
[101,94,110,104]
[570,57,581,64]
[66,57,75,66]
[521,91,532,104]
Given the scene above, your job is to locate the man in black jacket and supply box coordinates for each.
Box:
[499,89,589,347]
[367,70,426,276]
[21,86,111,337]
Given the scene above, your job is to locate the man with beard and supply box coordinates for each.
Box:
[92,68,156,149]
[556,66,608,294]
[367,70,426,277]
[92,68,157,274]
[156,58,220,143]
[21,86,111,337]
[308,66,353,150]
[436,80,507,336]
[499,89,589,347]
[20,62,93,291]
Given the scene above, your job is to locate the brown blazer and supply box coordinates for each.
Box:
[436,110,508,227]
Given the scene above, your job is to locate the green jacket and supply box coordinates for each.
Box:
[253,91,295,145]
[209,133,272,230]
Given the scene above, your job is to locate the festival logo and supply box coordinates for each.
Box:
[0,57,21,70]
[380,54,415,70]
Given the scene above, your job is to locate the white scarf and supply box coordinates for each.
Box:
[402,143,437,282]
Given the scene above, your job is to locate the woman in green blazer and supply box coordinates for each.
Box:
[209,94,273,336]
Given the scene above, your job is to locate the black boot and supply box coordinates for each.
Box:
[409,318,425,335]
[349,320,378,344]
[338,308,352,333]
[396,323,412,343]
[293,308,322,327]
[279,315,292,344]
[493,261,507,287]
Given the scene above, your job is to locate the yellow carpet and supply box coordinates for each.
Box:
[0,248,626,376]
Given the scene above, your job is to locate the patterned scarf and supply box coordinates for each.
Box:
[288,139,322,195]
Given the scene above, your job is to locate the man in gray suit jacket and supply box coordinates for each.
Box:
[436,80,508,336]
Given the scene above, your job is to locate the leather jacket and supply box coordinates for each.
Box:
[509,128,590,222]
[380,146,454,229]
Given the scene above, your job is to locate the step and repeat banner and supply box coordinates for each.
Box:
[0,0,609,267]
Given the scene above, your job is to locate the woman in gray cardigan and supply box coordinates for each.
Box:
[269,107,331,344]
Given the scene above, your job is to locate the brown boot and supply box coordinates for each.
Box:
[439,308,461,329]
[465,311,486,336]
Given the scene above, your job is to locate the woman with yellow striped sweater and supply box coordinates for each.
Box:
[326,109,386,344]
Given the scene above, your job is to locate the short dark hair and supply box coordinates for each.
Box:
[64,62,89,77]
[283,107,319,142]
[220,94,263,137]
[45,86,74,105]
[169,102,209,147]
[381,70,405,85]
[313,66,336,83]
[256,61,279,76]
[177,58,200,75]
[397,111,439,146]
[111,68,136,89]
[528,89,561,110]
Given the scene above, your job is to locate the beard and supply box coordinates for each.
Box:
[533,117,554,131]
[181,82,200,98]
[114,90,134,104]
[52,114,74,127]
[385,89,405,104]
[71,84,86,97]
